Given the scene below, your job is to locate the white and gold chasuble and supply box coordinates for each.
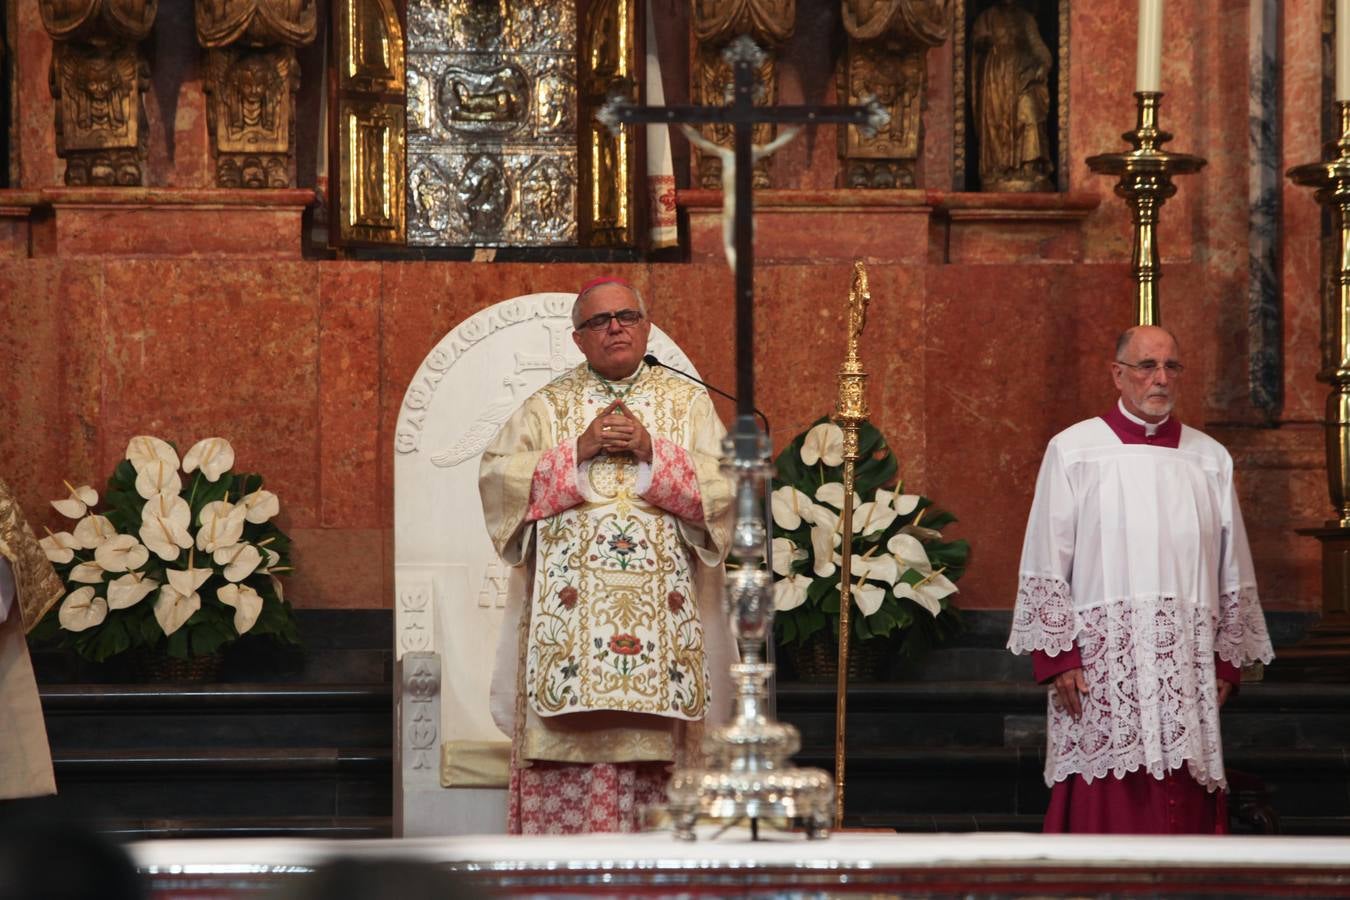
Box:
[480,362,733,765]
[529,365,711,720]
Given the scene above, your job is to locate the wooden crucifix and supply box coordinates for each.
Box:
[599,35,886,419]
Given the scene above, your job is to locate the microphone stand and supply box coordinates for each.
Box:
[644,355,779,718]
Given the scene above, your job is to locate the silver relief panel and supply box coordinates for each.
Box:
[407,0,578,246]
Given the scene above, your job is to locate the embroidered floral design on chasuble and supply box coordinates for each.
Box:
[526,366,708,721]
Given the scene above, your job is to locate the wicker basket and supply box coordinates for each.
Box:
[786,631,889,683]
[133,650,224,683]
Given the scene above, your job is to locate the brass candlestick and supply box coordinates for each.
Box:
[1281,101,1350,674]
[831,260,871,829]
[1086,92,1206,325]
[1289,100,1350,529]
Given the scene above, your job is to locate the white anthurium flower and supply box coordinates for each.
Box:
[217,583,264,634]
[805,502,840,533]
[770,537,808,577]
[72,514,115,550]
[39,531,79,564]
[770,485,816,531]
[183,437,235,482]
[140,493,194,561]
[68,561,106,584]
[214,543,262,582]
[143,491,192,530]
[240,489,279,524]
[810,523,841,578]
[269,573,284,602]
[892,493,921,516]
[107,572,159,610]
[58,586,106,632]
[126,435,180,472]
[773,573,813,612]
[813,482,863,511]
[135,459,183,500]
[197,501,247,553]
[852,582,886,617]
[852,501,898,536]
[260,547,281,571]
[51,483,98,519]
[853,553,900,586]
[896,570,958,617]
[800,422,845,467]
[887,532,933,576]
[93,534,149,573]
[154,566,211,636]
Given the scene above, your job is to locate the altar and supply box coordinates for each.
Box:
[134,830,1350,898]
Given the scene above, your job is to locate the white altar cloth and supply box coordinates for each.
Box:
[132,830,1350,898]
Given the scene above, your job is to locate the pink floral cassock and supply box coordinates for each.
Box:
[509,761,670,834]
[641,437,705,522]
[525,441,583,522]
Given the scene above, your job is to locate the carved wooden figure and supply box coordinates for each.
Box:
[40,0,157,185]
[690,0,795,189]
[970,0,1052,191]
[838,0,950,188]
[195,0,317,188]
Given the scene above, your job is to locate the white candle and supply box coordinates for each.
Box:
[1136,0,1164,93]
[1339,0,1350,100]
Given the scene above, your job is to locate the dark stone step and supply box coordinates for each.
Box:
[52,746,392,820]
[777,680,1350,753]
[41,683,392,751]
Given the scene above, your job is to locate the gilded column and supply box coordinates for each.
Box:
[195,0,318,188]
[838,0,950,188]
[40,0,157,186]
[690,0,795,189]
[579,0,639,246]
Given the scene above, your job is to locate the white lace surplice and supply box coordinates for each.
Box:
[1008,419,1273,791]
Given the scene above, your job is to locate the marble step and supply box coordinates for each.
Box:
[40,683,392,751]
[789,745,1350,823]
[51,746,392,821]
[777,681,1350,752]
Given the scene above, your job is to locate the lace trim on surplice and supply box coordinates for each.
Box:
[1009,574,1077,655]
[1043,600,1229,791]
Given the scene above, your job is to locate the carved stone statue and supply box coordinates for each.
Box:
[970,0,1053,192]
[195,0,317,188]
[40,0,157,185]
[690,0,796,190]
[838,0,950,188]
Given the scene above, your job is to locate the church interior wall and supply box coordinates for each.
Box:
[0,2,1332,622]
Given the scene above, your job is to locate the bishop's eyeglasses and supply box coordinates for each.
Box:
[577,309,644,332]
[1115,359,1185,378]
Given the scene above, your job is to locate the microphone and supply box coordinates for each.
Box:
[643,354,770,435]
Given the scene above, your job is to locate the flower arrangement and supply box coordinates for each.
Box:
[771,417,969,655]
[30,435,299,663]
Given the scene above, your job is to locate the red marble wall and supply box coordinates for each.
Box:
[0,1,1330,616]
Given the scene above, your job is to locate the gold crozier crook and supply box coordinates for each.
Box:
[832,259,871,828]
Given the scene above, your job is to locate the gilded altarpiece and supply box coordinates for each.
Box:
[40,0,157,186]
[332,0,407,245]
[406,0,578,246]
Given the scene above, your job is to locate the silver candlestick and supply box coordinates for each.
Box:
[666,417,835,840]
